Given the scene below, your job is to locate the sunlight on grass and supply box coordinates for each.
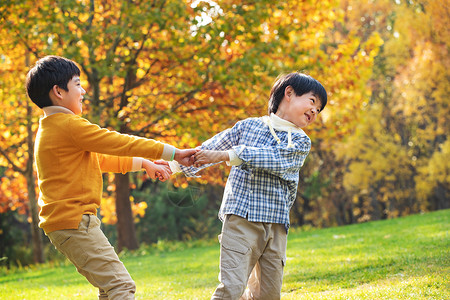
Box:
[282,274,449,300]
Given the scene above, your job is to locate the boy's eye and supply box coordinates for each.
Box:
[310,98,315,103]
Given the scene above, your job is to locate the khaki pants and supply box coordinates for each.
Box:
[47,215,136,300]
[212,215,287,300]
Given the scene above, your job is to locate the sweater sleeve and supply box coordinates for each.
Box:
[96,154,134,174]
[68,116,169,160]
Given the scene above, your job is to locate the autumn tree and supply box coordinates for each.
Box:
[0,47,44,263]
[280,0,385,226]
[167,0,385,227]
[3,0,353,251]
[335,0,449,221]
[4,0,445,262]
[390,0,450,211]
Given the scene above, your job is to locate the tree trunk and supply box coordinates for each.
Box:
[370,190,381,220]
[346,202,355,224]
[113,68,140,253]
[25,169,44,263]
[114,173,138,252]
[26,98,44,264]
[292,197,304,227]
[430,183,449,210]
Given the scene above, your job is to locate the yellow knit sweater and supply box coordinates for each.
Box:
[35,107,173,233]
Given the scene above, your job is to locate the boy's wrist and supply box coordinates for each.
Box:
[131,157,144,171]
[227,150,243,166]
[208,151,229,164]
[141,159,155,171]
[220,151,229,162]
[161,144,176,161]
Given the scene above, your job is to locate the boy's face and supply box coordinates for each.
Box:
[55,76,85,115]
[281,91,322,128]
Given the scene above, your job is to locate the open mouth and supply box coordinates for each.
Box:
[305,113,311,122]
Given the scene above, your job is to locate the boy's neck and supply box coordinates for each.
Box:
[265,113,304,133]
[43,106,75,116]
[271,113,296,127]
[274,111,287,120]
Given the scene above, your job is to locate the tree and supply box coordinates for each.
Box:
[334,0,450,221]
[7,0,441,259]
[3,0,332,251]
[1,0,390,255]
[0,47,44,263]
[285,0,384,226]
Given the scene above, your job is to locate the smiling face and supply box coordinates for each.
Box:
[275,87,322,128]
[52,76,86,115]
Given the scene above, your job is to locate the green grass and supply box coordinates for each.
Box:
[1,209,448,299]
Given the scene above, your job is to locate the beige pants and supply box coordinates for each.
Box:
[212,215,287,300]
[47,215,136,300]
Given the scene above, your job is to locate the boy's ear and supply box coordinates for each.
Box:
[51,85,63,99]
[284,85,293,100]
[49,85,63,105]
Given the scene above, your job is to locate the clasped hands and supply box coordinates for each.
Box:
[148,149,228,181]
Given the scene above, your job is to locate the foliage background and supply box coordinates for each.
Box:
[0,0,448,266]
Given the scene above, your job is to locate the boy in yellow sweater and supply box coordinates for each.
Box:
[26,55,196,299]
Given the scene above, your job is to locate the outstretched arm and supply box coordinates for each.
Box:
[193,150,229,168]
[230,136,311,180]
[97,155,171,181]
[170,122,244,177]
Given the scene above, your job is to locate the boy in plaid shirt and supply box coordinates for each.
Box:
[171,72,327,300]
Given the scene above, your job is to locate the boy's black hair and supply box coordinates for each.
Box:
[26,55,81,108]
[268,72,327,114]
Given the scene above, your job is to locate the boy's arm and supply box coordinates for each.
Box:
[191,134,311,181]
[97,154,140,174]
[193,150,231,167]
[69,116,196,165]
[192,142,309,181]
[169,122,243,177]
[229,135,311,180]
[98,155,171,181]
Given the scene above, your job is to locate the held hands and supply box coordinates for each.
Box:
[193,150,228,168]
[142,149,228,181]
[150,149,228,174]
[174,148,199,166]
[142,159,172,181]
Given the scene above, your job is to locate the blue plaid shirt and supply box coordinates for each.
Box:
[179,116,311,230]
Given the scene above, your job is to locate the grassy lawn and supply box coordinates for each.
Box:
[1,209,448,299]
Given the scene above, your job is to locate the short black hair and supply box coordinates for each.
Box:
[268,72,327,114]
[26,55,80,108]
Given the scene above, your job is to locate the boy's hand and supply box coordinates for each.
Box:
[193,150,228,168]
[142,159,172,181]
[174,149,198,166]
